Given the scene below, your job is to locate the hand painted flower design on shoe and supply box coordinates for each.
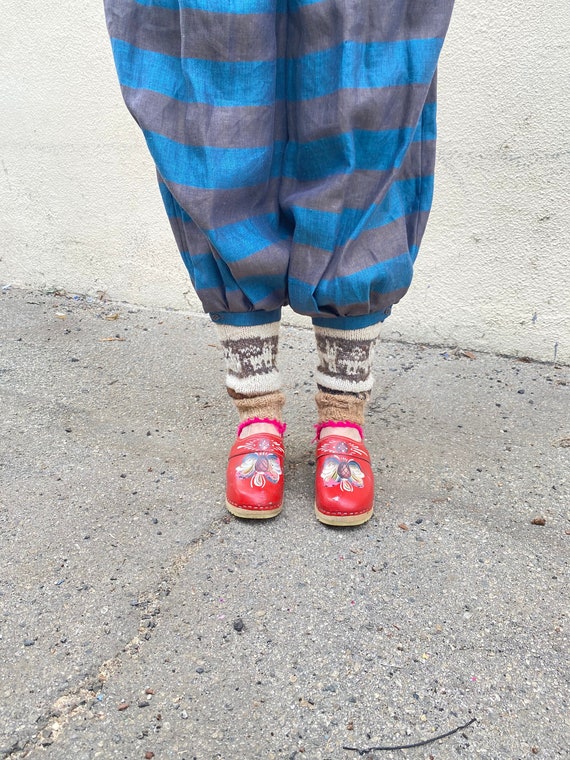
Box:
[320,456,365,492]
[242,437,271,452]
[318,439,368,459]
[238,436,285,456]
[236,453,282,488]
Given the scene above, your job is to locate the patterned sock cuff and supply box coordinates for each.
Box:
[215,321,281,395]
[313,322,381,395]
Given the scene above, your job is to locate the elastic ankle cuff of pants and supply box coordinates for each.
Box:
[311,312,388,330]
[229,389,286,423]
[315,390,367,427]
[210,309,282,327]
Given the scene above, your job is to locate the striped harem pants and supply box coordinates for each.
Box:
[105,0,454,330]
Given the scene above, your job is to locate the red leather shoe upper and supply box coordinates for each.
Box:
[226,433,285,512]
[315,436,374,518]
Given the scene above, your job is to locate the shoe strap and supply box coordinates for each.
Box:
[316,436,370,464]
[230,433,285,459]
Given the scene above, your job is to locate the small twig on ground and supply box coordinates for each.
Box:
[343,717,476,755]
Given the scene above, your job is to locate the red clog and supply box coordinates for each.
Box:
[226,433,285,519]
[315,436,374,526]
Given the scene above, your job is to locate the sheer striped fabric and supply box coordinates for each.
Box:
[105,0,454,329]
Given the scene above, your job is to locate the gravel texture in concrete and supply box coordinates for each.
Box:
[0,288,568,759]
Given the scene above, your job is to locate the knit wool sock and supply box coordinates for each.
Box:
[313,323,381,425]
[215,322,281,396]
[228,389,286,423]
[315,389,367,426]
[215,322,284,423]
[314,323,381,395]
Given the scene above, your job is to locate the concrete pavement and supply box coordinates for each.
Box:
[0,287,568,759]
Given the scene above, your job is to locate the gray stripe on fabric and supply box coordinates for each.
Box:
[169,142,433,229]
[365,286,410,314]
[106,0,181,57]
[108,0,285,62]
[191,284,286,316]
[191,259,412,320]
[179,9,286,63]
[323,212,431,281]
[165,144,433,260]
[121,87,287,148]
[122,85,430,151]
[166,216,208,257]
[110,0,452,63]
[288,212,430,284]
[289,0,454,54]
[166,178,283,231]
[192,285,230,313]
[228,241,291,282]
[225,287,286,315]
[166,165,432,248]
[281,141,436,212]
[163,200,285,315]
[288,85,435,142]
[299,287,410,321]
[163,142,433,234]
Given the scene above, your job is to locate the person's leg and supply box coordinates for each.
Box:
[103,1,289,517]
[214,321,285,438]
[216,320,286,519]
[280,0,453,524]
[104,0,290,321]
[313,322,381,440]
[283,0,454,324]
[312,322,380,526]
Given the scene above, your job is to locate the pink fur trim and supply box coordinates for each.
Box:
[313,420,364,442]
[237,417,286,438]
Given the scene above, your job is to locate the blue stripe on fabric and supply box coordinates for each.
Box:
[134,0,287,12]
[213,257,241,294]
[209,259,286,315]
[111,39,285,107]
[291,176,434,252]
[209,214,288,261]
[111,37,439,107]
[283,108,436,181]
[290,38,444,101]
[289,0,323,7]
[144,130,285,189]
[312,312,389,330]
[163,188,288,269]
[183,247,285,310]
[180,251,225,292]
[321,251,415,304]
[209,309,282,327]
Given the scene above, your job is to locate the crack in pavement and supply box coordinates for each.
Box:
[3,514,231,759]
